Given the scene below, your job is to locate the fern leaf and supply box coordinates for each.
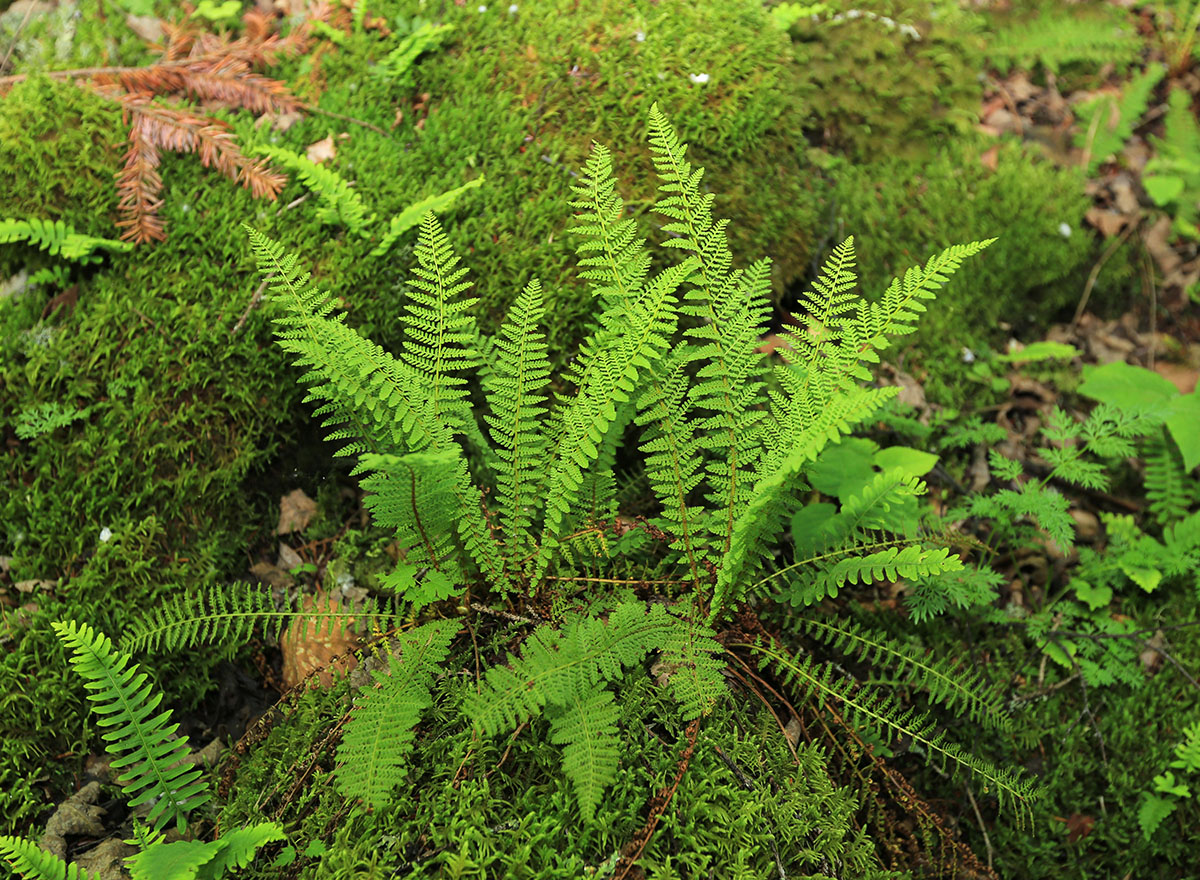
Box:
[657,617,726,719]
[484,278,552,567]
[987,11,1140,75]
[374,22,454,86]
[121,583,398,655]
[0,217,133,262]
[370,176,484,257]
[534,257,695,580]
[125,823,285,880]
[746,641,1038,823]
[1145,434,1192,526]
[0,836,101,880]
[336,619,460,808]
[796,616,1012,731]
[52,620,210,832]
[568,141,651,313]
[401,213,483,428]
[253,145,376,233]
[713,385,894,621]
[547,685,622,822]
[1075,65,1166,174]
[647,103,771,551]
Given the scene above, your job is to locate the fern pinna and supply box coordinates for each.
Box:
[125,105,1032,843]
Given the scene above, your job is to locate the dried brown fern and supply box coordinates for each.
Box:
[0,7,318,243]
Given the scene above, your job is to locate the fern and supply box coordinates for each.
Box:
[336,619,460,808]
[1144,85,1200,238]
[0,836,101,880]
[124,823,285,880]
[121,582,398,655]
[1145,434,1194,525]
[14,401,93,440]
[374,21,454,86]
[987,11,1140,75]
[238,106,1021,828]
[795,616,1012,732]
[1075,65,1166,175]
[0,216,133,262]
[370,175,484,257]
[744,640,1039,822]
[253,145,376,233]
[52,620,210,832]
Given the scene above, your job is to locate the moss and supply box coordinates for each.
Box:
[784,0,985,162]
[0,75,123,234]
[827,137,1102,401]
[219,668,899,879]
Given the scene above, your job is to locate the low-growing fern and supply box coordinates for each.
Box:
[120,106,1033,844]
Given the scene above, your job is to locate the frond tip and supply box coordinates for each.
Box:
[53,620,210,832]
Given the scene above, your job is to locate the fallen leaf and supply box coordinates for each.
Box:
[280,591,360,689]
[41,781,106,859]
[256,109,303,132]
[14,579,52,594]
[125,13,164,43]
[1085,207,1128,238]
[250,560,295,592]
[277,488,317,534]
[277,542,302,572]
[1064,813,1095,843]
[306,135,337,164]
[979,144,1000,173]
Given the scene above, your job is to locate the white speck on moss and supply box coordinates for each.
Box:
[635,30,645,41]
[508,3,518,11]
[99,527,113,543]
[689,72,710,84]
[478,4,487,11]
[961,347,976,364]
[1058,222,1072,238]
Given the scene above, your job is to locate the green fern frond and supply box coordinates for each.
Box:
[370,176,484,257]
[125,823,285,880]
[794,543,964,607]
[484,278,552,567]
[121,583,399,655]
[0,836,101,880]
[0,217,133,262]
[568,142,651,313]
[547,685,622,822]
[401,213,482,428]
[744,640,1038,824]
[336,619,460,808]
[374,22,454,86]
[647,103,771,549]
[52,620,210,832]
[14,401,93,440]
[1075,65,1166,174]
[657,617,727,719]
[796,616,1012,731]
[253,146,376,233]
[987,11,1140,75]
[1145,434,1193,526]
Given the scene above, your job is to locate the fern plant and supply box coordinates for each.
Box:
[126,105,1036,845]
[1143,85,1200,241]
[0,217,133,262]
[0,622,282,880]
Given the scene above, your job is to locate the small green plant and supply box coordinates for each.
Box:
[986,5,1141,75]
[1143,86,1200,242]
[0,621,282,879]
[1139,720,1200,839]
[1074,64,1166,174]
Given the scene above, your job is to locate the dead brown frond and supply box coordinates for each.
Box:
[0,6,313,243]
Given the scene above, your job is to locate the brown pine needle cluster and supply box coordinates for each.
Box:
[0,8,317,243]
[100,10,314,243]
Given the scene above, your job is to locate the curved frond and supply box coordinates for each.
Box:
[0,836,101,880]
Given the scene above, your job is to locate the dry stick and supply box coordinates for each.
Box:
[0,0,36,75]
[1143,244,1157,371]
[1072,223,1137,329]
[612,717,701,880]
[232,276,270,336]
[964,782,994,873]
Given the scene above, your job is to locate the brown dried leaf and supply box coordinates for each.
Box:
[277,488,317,534]
[306,134,337,164]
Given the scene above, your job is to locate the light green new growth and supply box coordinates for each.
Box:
[371,176,484,257]
[1075,65,1166,175]
[253,145,377,233]
[0,836,101,880]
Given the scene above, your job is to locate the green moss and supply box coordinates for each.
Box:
[785,0,984,161]
[0,75,123,233]
[219,669,898,879]
[828,138,1102,400]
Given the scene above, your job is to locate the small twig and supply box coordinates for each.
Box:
[303,102,389,137]
[712,744,754,791]
[276,192,311,215]
[232,276,270,335]
[1072,223,1137,329]
[964,782,994,873]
